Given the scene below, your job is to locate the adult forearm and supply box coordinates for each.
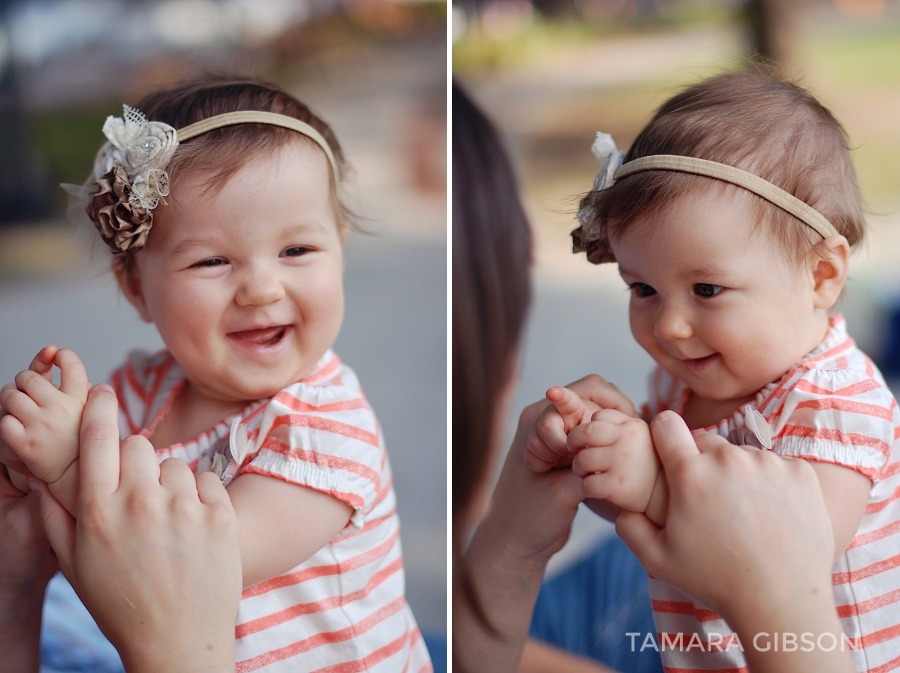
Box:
[0,587,47,673]
[454,526,551,673]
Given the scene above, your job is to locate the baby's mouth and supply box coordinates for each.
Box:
[229,326,288,346]
[682,353,719,371]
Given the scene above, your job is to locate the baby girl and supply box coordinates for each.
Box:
[0,78,431,672]
[527,71,900,670]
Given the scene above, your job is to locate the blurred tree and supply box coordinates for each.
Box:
[531,0,578,17]
[0,0,50,225]
[742,0,796,69]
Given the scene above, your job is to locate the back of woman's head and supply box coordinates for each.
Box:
[452,81,532,527]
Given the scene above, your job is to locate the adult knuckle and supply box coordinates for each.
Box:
[81,420,118,446]
[126,487,161,518]
[208,500,236,531]
[120,434,149,453]
[80,497,112,535]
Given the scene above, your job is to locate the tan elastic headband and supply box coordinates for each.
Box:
[177,111,340,180]
[87,105,342,255]
[615,155,839,239]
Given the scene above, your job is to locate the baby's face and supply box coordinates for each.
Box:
[126,141,344,403]
[611,187,829,409]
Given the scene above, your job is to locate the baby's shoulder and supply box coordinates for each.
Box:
[260,352,374,420]
[768,346,898,478]
[109,348,178,397]
[779,345,895,410]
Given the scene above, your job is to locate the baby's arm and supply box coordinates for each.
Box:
[0,346,89,514]
[569,410,668,526]
[807,461,870,563]
[227,474,352,588]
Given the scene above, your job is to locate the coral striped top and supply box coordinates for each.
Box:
[110,349,432,673]
[641,315,900,672]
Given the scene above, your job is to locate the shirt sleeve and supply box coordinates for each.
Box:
[239,379,385,529]
[771,367,895,481]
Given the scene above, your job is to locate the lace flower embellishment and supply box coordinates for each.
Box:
[87,105,178,254]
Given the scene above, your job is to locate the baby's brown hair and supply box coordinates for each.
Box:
[573,69,865,266]
[116,76,352,275]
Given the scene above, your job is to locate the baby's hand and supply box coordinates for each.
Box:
[525,386,599,472]
[0,346,90,490]
[570,409,665,523]
[525,374,639,472]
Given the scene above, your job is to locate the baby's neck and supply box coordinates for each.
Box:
[149,381,248,450]
[682,392,757,431]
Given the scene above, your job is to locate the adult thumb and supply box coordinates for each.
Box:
[616,509,665,576]
[648,411,698,472]
[32,479,76,577]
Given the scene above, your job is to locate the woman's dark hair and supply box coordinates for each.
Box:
[452,79,532,633]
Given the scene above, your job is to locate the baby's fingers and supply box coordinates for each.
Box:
[523,446,559,473]
[14,369,58,407]
[524,420,566,470]
[55,349,90,399]
[29,345,59,381]
[567,417,623,452]
[0,383,38,421]
[533,407,570,458]
[572,446,616,477]
[546,386,584,420]
[0,412,27,457]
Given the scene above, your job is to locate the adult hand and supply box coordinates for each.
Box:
[33,384,242,673]
[455,399,585,673]
[0,464,57,673]
[617,411,853,673]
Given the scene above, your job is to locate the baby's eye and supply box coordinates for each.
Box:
[193,258,226,268]
[281,246,312,257]
[630,283,656,298]
[694,283,724,298]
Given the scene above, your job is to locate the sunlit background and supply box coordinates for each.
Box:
[0,0,447,668]
[455,0,900,594]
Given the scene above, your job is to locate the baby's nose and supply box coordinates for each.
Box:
[654,303,693,341]
[235,267,285,306]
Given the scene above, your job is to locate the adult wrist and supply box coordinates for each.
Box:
[119,639,235,673]
[0,581,50,673]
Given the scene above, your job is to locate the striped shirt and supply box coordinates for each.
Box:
[641,315,900,672]
[111,349,432,673]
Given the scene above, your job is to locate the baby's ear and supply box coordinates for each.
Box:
[810,235,850,310]
[112,258,153,323]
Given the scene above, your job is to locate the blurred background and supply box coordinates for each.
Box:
[454,0,900,592]
[0,0,447,667]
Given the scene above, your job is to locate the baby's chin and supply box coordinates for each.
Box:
[198,370,319,404]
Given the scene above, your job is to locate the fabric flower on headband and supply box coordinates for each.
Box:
[573,132,625,264]
[87,105,178,254]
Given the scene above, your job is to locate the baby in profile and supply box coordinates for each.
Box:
[527,70,900,671]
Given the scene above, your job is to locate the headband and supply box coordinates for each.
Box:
[85,105,339,254]
[573,132,839,264]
